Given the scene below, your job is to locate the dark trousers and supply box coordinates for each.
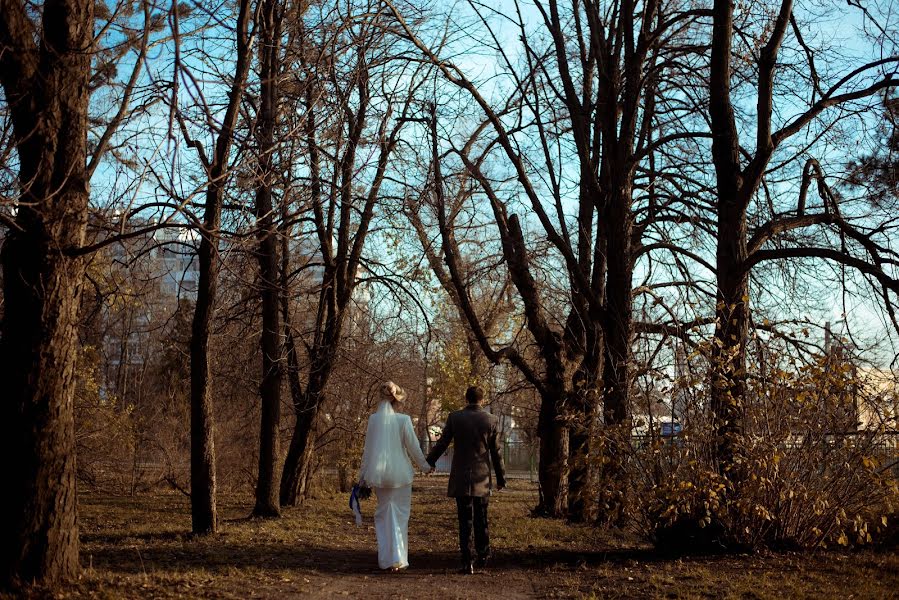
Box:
[455,496,489,563]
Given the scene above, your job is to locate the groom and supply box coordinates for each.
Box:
[426,386,506,574]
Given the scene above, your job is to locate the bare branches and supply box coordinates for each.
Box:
[746,246,899,294]
[87,0,152,177]
[773,68,899,147]
[755,0,794,158]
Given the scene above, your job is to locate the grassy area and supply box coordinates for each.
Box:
[7,477,898,599]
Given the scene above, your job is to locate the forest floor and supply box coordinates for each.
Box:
[12,477,899,599]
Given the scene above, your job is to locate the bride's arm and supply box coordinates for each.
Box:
[357,416,374,482]
[402,415,431,471]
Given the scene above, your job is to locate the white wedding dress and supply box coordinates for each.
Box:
[358,400,430,570]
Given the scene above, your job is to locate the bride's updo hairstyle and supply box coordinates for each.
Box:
[380,381,407,405]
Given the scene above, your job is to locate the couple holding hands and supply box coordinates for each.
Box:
[356,382,507,574]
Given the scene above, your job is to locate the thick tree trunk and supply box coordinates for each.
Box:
[1,211,86,587]
[189,186,221,535]
[537,424,569,517]
[567,332,602,522]
[252,0,283,518]
[566,391,591,522]
[534,387,569,518]
[710,201,748,477]
[596,187,634,527]
[0,0,93,585]
[253,250,282,517]
[567,183,604,523]
[709,0,749,481]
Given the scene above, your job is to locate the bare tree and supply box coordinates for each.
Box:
[251,0,285,519]
[389,0,709,520]
[174,0,255,533]
[707,0,899,479]
[279,1,429,505]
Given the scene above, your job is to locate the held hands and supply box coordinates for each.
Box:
[355,481,372,500]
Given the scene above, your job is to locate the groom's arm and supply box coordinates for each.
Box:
[426,413,454,467]
[488,423,506,489]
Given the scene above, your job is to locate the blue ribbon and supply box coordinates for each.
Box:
[349,484,363,525]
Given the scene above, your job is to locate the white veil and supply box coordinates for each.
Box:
[359,397,414,488]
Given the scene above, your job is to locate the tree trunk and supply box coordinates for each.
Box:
[710,200,748,477]
[534,388,569,518]
[567,182,604,523]
[0,0,93,585]
[281,341,340,506]
[566,391,591,522]
[253,237,282,517]
[183,0,252,535]
[709,0,749,480]
[277,158,307,509]
[280,387,320,506]
[567,331,602,522]
[189,185,222,535]
[0,205,86,588]
[596,187,634,527]
[252,0,283,518]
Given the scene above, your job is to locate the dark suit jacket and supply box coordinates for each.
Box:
[426,404,506,497]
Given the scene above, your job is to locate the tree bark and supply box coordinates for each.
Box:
[252,0,283,519]
[710,200,749,476]
[567,325,602,522]
[596,185,635,526]
[189,185,221,534]
[535,389,569,518]
[280,385,324,505]
[708,0,749,479]
[0,0,93,586]
[567,176,605,523]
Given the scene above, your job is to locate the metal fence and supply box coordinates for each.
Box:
[423,440,537,479]
[427,432,899,480]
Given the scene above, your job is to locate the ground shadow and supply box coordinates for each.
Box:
[83,535,683,578]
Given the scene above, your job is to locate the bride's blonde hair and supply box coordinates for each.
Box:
[380,380,407,404]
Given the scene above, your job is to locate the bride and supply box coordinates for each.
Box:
[357,381,433,572]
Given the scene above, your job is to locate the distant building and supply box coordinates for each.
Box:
[99,223,199,401]
[107,224,199,301]
[855,367,899,431]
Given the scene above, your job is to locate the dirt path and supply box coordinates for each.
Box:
[272,477,546,598]
[12,477,897,599]
[68,478,556,599]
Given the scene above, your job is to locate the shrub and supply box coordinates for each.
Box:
[631,354,898,552]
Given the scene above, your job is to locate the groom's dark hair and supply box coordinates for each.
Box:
[465,386,485,405]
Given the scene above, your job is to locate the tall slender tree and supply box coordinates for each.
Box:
[177,0,255,533]
[279,3,428,504]
[252,0,285,519]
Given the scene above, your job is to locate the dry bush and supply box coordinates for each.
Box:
[629,353,899,552]
[74,345,140,492]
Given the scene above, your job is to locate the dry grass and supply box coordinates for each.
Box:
[7,477,898,599]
